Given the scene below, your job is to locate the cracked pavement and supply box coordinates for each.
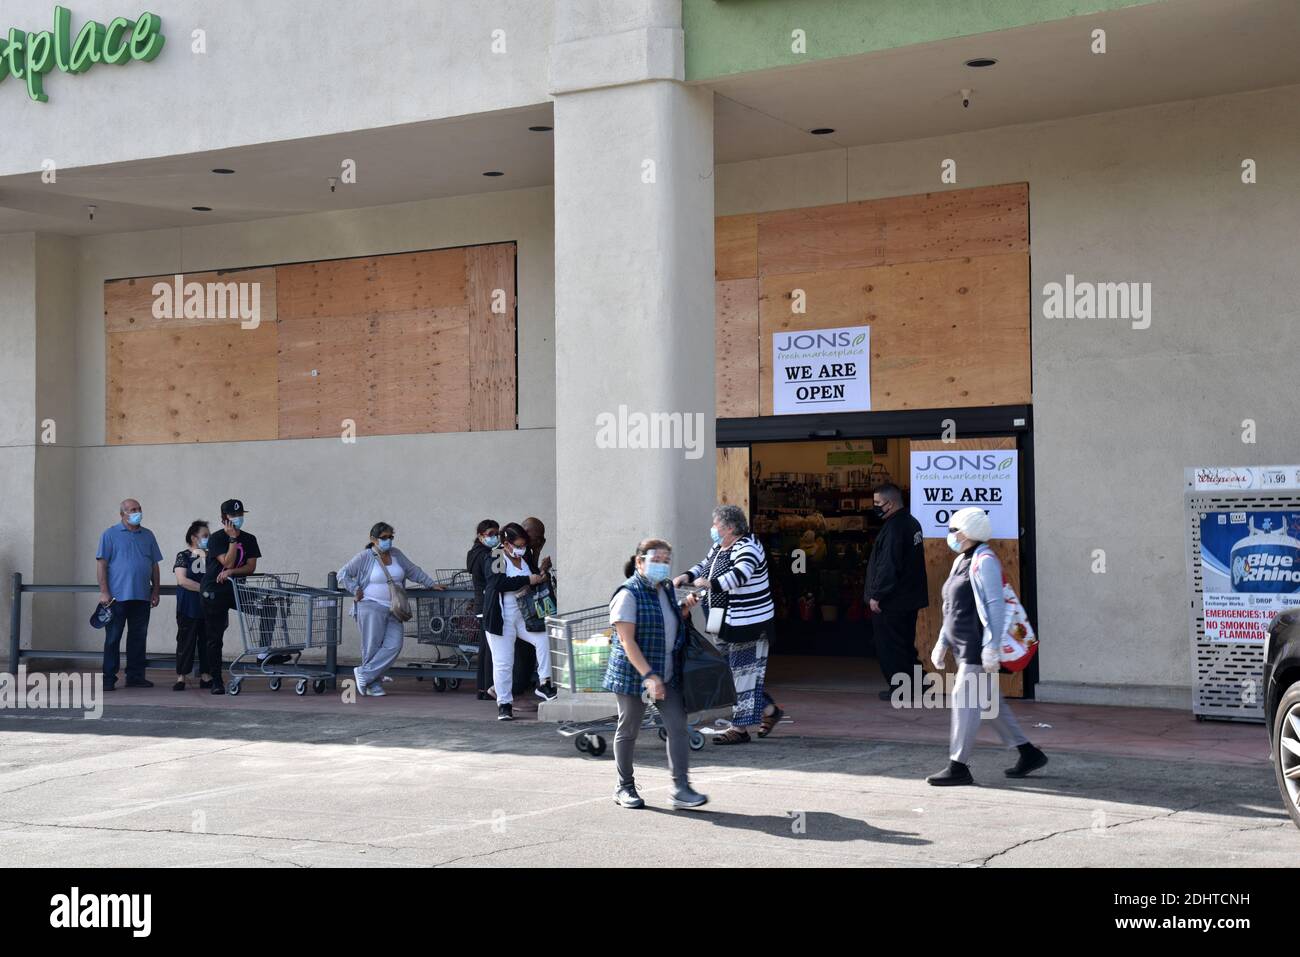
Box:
[0,703,1294,867]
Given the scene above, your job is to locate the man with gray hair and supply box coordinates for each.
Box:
[865,483,929,700]
[95,497,163,691]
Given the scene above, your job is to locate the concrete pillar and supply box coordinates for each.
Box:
[550,0,716,614]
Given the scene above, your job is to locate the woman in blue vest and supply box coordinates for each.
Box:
[604,538,708,810]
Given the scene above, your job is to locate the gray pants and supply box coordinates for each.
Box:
[949,663,1030,764]
[614,684,690,789]
[356,601,404,685]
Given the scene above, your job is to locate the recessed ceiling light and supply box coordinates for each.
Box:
[528,125,552,132]
[810,128,835,135]
[192,206,212,212]
[211,168,235,174]
[965,57,998,68]
[482,170,505,177]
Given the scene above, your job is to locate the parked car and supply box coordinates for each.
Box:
[1264,608,1300,829]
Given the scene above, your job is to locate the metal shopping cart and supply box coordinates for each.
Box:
[229,573,343,696]
[407,569,480,691]
[548,605,705,757]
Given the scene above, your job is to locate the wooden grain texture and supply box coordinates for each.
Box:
[716,446,751,518]
[715,278,760,419]
[756,252,1030,414]
[753,182,1027,278]
[276,248,467,322]
[104,268,277,334]
[106,322,279,445]
[466,244,518,431]
[910,437,1023,698]
[715,214,758,281]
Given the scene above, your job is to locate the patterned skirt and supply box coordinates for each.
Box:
[727,638,773,727]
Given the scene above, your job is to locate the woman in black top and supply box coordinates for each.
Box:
[467,519,500,700]
[172,520,210,691]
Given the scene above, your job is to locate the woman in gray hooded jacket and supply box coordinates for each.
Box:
[926,507,1047,786]
[338,522,443,696]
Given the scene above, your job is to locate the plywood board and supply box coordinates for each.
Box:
[276,248,467,323]
[753,182,1027,278]
[716,446,751,517]
[910,437,1023,697]
[715,278,760,419]
[466,244,517,431]
[715,214,758,281]
[105,268,277,334]
[106,322,279,445]
[757,252,1030,414]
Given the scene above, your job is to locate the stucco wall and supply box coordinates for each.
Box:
[717,83,1300,707]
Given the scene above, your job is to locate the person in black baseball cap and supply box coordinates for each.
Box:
[200,499,262,694]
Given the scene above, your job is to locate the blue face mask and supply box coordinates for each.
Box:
[644,561,671,584]
[199,537,210,549]
[230,516,244,529]
[377,539,393,552]
[946,532,963,553]
[709,526,722,545]
[484,535,500,548]
[126,512,143,526]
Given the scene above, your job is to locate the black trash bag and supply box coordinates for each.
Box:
[680,620,736,713]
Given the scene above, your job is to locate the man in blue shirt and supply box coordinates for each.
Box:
[95,498,163,690]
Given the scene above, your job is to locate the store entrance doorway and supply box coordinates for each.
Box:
[716,407,1036,699]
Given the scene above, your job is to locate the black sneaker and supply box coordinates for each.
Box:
[210,682,226,695]
[497,703,513,721]
[534,681,559,702]
[125,678,154,688]
[172,680,186,692]
[1005,744,1048,778]
[103,683,116,693]
[199,678,213,689]
[614,785,645,809]
[926,761,974,786]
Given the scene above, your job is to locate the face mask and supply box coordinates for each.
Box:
[377,539,393,552]
[484,535,500,548]
[872,506,885,519]
[199,537,210,549]
[709,526,722,545]
[126,512,143,526]
[230,516,244,529]
[644,561,671,584]
[946,532,963,553]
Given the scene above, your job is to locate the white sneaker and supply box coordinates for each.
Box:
[364,685,387,697]
[353,667,367,696]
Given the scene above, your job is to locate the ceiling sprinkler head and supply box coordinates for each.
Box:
[327,177,338,193]
[961,88,973,109]
[86,204,97,222]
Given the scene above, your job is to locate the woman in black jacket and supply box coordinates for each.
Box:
[469,521,559,719]
[467,520,500,701]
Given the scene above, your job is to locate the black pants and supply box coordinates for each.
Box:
[873,607,920,687]
[175,614,209,676]
[102,599,150,686]
[202,598,232,681]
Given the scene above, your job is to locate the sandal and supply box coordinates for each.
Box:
[712,727,751,745]
[757,705,784,738]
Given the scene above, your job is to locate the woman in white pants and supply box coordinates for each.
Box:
[337,522,442,697]
[473,522,558,720]
[927,507,1047,785]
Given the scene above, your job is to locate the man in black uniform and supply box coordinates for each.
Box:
[201,498,262,695]
[864,484,929,700]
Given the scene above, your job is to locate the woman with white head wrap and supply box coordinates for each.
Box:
[927,507,1048,785]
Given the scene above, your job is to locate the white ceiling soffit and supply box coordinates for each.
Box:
[710,0,1300,164]
[0,104,555,237]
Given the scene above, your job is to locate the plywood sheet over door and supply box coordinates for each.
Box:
[716,446,751,519]
[911,437,1024,698]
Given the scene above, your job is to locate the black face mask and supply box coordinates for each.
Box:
[872,506,886,519]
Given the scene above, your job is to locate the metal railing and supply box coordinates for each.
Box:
[5,571,480,688]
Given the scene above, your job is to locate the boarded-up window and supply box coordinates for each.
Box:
[104,243,517,445]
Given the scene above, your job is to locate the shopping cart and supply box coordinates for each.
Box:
[407,569,480,691]
[229,573,343,696]
[548,605,705,757]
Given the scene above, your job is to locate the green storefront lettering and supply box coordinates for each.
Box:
[0,5,163,102]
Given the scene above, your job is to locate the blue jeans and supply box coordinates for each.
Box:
[103,599,151,685]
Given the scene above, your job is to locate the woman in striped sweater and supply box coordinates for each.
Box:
[677,504,785,744]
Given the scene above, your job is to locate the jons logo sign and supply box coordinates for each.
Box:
[0,6,164,103]
[775,331,867,351]
[914,453,1015,472]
